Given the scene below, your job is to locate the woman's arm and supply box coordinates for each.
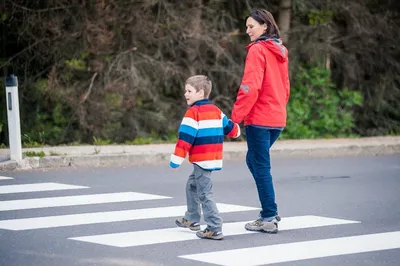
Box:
[231,44,265,124]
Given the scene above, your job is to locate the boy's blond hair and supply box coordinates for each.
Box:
[185,75,212,98]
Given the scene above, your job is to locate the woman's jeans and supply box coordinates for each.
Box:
[245,125,281,219]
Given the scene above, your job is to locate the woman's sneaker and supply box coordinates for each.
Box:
[244,217,279,234]
[175,218,200,231]
[196,228,224,240]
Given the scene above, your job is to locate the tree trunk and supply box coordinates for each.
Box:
[187,0,203,76]
[277,0,292,43]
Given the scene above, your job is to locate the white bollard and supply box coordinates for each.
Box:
[5,75,22,161]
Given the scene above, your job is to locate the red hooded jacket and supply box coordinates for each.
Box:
[231,37,290,127]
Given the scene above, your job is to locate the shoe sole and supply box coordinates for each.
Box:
[175,220,200,231]
[196,233,224,240]
[244,227,278,234]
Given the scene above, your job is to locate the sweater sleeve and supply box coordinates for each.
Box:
[222,113,241,138]
[231,45,265,124]
[170,108,199,168]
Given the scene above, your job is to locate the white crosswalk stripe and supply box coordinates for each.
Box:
[1,180,398,265]
[69,215,360,247]
[0,182,88,194]
[0,176,13,180]
[0,192,171,211]
[179,231,400,266]
[0,203,257,230]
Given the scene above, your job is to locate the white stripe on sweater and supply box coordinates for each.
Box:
[198,119,222,129]
[195,160,223,170]
[181,117,198,129]
[170,154,185,165]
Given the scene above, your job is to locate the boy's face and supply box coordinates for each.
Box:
[184,84,205,105]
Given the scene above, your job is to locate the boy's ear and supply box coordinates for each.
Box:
[199,89,205,97]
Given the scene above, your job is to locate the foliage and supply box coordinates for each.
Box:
[282,65,362,139]
[22,133,44,148]
[0,0,398,146]
[23,151,45,158]
[289,0,400,136]
[93,136,112,146]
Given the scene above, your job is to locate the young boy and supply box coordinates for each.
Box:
[170,75,240,240]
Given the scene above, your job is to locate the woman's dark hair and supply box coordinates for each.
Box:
[246,9,280,38]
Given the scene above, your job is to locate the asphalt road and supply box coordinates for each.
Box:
[0,155,399,266]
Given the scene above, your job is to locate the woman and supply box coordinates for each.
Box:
[231,9,290,234]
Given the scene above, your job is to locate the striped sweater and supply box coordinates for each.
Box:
[170,99,241,171]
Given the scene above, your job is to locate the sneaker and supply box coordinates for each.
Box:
[196,228,224,240]
[175,218,200,231]
[244,217,279,234]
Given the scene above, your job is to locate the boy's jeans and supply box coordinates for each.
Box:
[185,164,222,232]
[245,125,281,219]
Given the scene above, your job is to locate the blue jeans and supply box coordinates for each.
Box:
[245,125,281,219]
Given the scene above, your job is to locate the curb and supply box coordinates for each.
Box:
[1,138,399,171]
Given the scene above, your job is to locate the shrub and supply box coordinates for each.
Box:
[281,65,362,139]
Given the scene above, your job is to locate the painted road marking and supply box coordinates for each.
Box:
[180,231,400,266]
[0,192,171,211]
[70,215,360,247]
[0,182,88,194]
[0,203,257,230]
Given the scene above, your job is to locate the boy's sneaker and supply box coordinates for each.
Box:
[196,228,224,240]
[175,218,200,231]
[244,217,279,234]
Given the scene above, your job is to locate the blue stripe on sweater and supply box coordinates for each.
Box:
[222,115,229,127]
[193,135,224,145]
[179,132,195,144]
[179,124,198,137]
[170,162,180,168]
[223,117,234,135]
[197,128,224,137]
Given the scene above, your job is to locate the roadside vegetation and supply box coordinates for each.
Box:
[1,0,398,148]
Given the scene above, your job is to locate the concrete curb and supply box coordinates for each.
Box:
[1,137,399,171]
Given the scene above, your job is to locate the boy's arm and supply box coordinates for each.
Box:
[170,108,199,168]
[222,113,241,138]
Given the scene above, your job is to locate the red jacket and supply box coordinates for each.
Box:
[231,37,290,127]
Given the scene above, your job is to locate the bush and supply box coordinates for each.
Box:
[23,151,45,158]
[281,65,362,139]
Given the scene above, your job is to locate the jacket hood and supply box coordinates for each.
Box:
[246,36,288,62]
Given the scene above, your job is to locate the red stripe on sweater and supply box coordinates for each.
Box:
[190,151,223,162]
[190,143,223,154]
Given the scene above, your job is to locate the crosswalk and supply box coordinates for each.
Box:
[180,232,400,266]
[0,176,14,180]
[0,182,88,194]
[1,175,399,266]
[69,216,359,248]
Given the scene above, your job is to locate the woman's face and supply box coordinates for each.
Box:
[246,17,267,42]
